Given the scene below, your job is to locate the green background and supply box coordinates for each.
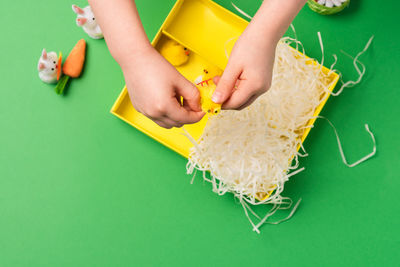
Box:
[1,0,399,266]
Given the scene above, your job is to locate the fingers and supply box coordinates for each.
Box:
[236,94,260,110]
[148,103,203,129]
[222,75,271,110]
[166,99,204,125]
[213,75,221,84]
[175,77,202,112]
[153,119,172,129]
[145,98,203,129]
[154,117,183,129]
[153,109,203,129]
[222,80,256,110]
[212,64,241,104]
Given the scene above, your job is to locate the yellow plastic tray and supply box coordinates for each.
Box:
[110,0,339,158]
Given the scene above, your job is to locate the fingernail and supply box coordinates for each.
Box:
[212,91,222,103]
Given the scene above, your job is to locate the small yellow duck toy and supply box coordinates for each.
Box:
[160,39,190,66]
[194,65,223,115]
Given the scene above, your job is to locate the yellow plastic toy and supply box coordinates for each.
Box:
[194,65,223,115]
[160,39,190,66]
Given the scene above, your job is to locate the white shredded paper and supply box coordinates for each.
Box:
[186,38,334,232]
[183,4,376,233]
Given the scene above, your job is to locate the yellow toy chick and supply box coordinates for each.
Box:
[194,65,223,115]
[160,39,190,66]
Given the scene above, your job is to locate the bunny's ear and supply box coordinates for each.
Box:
[38,62,45,71]
[41,49,47,60]
[76,18,87,26]
[72,4,84,15]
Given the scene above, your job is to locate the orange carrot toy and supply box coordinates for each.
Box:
[55,39,87,94]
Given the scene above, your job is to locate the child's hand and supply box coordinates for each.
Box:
[122,47,204,128]
[212,26,277,110]
[89,0,305,115]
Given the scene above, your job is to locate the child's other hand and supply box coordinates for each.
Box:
[212,26,277,110]
[122,47,204,129]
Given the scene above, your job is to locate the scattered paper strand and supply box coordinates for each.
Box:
[331,36,374,96]
[182,3,376,233]
[318,116,376,167]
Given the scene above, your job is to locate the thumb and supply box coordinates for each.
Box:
[212,65,241,104]
[213,76,221,84]
[175,77,202,112]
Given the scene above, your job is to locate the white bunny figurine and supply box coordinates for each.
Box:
[37,49,59,84]
[72,4,103,39]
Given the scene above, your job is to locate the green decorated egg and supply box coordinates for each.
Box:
[307,0,350,15]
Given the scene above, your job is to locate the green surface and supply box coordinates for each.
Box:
[1,0,399,266]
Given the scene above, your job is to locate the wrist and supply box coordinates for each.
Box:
[248,0,306,45]
[246,17,282,46]
[113,41,154,70]
[242,22,279,52]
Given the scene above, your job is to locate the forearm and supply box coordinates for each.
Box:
[88,0,152,68]
[249,0,307,44]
